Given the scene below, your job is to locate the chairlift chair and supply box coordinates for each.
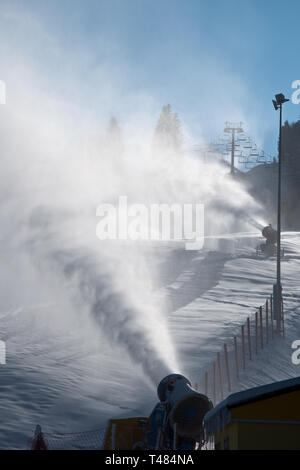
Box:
[238,153,249,164]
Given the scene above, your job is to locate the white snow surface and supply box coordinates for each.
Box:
[0,231,300,449]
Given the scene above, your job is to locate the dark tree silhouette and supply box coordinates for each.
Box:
[244,120,300,230]
[281,120,300,229]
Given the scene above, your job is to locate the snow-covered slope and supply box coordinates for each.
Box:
[0,232,300,449]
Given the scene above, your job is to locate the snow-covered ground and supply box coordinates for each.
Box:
[0,231,300,449]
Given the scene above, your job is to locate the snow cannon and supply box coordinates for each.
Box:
[102,374,213,450]
[157,374,213,441]
[262,224,277,245]
[257,224,278,257]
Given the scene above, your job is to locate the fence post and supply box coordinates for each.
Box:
[270,294,274,339]
[247,317,252,360]
[259,306,263,349]
[234,336,239,379]
[217,352,223,400]
[266,300,269,345]
[213,362,216,405]
[224,344,231,392]
[255,311,258,355]
[241,325,246,370]
[281,297,285,337]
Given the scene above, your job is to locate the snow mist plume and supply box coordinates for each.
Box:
[27,208,174,384]
[0,12,266,388]
[0,69,266,385]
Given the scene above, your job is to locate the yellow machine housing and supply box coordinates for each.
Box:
[103,417,147,450]
[204,376,300,450]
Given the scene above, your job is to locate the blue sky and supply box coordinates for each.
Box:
[0,0,299,156]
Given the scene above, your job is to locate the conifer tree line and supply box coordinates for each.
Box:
[281,120,300,229]
[105,104,183,154]
[245,120,300,231]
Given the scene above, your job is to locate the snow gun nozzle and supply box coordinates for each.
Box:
[157,374,213,439]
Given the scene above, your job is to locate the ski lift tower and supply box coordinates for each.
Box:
[224,122,244,174]
[208,123,273,171]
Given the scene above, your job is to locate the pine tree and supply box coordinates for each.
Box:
[106,116,123,161]
[154,104,183,153]
[172,112,182,152]
[107,117,122,145]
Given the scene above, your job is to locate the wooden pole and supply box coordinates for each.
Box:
[234,336,239,379]
[259,306,263,349]
[266,300,269,345]
[255,311,258,355]
[217,352,223,400]
[270,294,274,339]
[224,344,231,392]
[241,325,246,370]
[281,297,285,337]
[247,317,252,360]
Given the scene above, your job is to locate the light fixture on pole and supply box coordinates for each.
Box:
[272,92,289,334]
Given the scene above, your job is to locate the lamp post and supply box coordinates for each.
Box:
[272,93,289,334]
